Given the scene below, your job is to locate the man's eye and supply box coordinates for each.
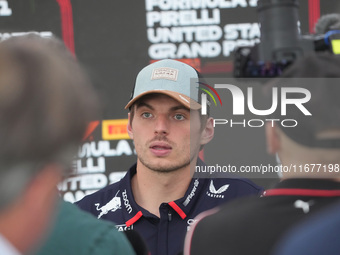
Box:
[142,112,153,118]
[174,114,185,120]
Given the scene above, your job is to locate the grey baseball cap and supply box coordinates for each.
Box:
[125,59,201,110]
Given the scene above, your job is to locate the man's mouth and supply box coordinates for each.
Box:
[149,143,172,156]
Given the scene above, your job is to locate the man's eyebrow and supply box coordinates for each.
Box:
[170,105,190,112]
[136,102,154,110]
[136,102,189,112]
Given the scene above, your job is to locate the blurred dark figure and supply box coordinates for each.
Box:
[273,201,340,255]
[184,53,340,255]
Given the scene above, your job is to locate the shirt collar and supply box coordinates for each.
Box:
[119,159,209,222]
[118,164,145,225]
[167,158,208,218]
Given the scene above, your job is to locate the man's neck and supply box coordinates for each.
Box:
[131,160,194,217]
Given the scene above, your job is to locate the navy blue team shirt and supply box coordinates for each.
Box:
[76,161,263,255]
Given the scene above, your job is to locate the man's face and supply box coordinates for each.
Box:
[128,94,209,173]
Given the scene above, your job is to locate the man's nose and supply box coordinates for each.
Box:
[154,115,169,135]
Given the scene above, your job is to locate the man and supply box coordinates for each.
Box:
[184,53,340,255]
[77,59,263,255]
[0,34,135,255]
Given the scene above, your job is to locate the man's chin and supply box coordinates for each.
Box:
[141,160,190,173]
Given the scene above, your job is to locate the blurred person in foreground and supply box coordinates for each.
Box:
[273,200,340,255]
[184,53,340,255]
[76,59,263,255]
[0,34,135,255]
[269,14,340,255]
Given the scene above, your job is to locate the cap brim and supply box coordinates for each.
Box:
[125,90,201,110]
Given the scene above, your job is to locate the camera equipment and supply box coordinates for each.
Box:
[233,0,340,78]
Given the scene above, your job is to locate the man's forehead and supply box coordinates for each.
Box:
[135,93,188,109]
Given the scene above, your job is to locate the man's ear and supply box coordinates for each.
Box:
[265,122,281,155]
[127,112,133,139]
[200,117,214,146]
